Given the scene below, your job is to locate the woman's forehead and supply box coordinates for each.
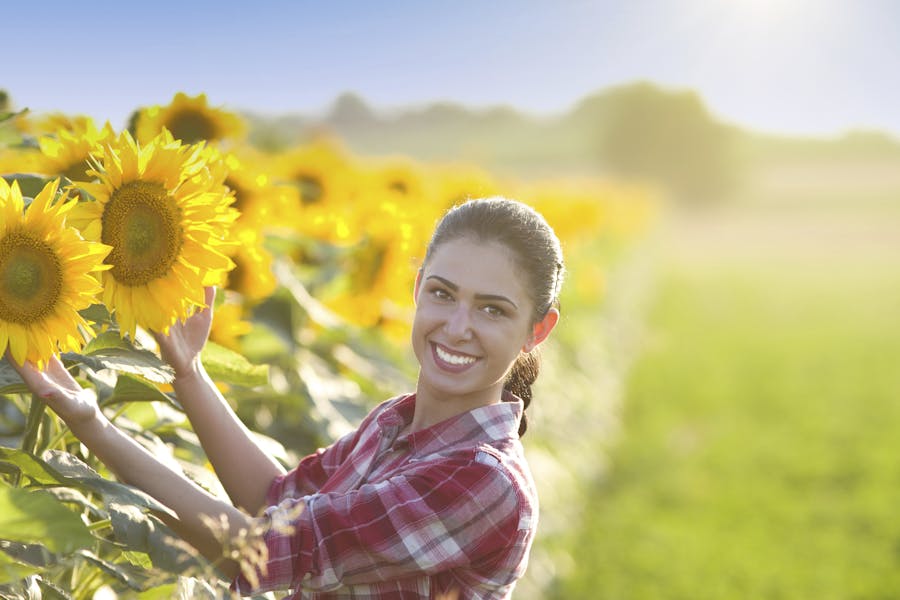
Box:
[424,238,527,292]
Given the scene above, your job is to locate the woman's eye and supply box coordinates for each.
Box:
[431,288,452,301]
[483,305,506,317]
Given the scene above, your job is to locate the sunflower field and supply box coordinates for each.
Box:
[0,93,656,598]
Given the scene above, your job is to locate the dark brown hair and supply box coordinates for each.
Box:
[422,197,564,436]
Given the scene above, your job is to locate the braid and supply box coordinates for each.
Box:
[504,349,541,437]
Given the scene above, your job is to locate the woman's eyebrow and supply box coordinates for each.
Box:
[426,275,519,309]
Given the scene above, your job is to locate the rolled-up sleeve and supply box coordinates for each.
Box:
[234,454,521,595]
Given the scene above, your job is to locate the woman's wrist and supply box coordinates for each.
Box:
[172,358,206,383]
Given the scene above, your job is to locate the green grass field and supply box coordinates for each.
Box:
[552,163,900,599]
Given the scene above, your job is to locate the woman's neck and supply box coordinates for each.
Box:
[409,381,504,433]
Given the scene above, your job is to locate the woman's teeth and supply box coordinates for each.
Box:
[436,345,476,365]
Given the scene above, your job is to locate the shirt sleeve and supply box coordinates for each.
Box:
[265,398,397,505]
[234,452,522,594]
[265,426,363,505]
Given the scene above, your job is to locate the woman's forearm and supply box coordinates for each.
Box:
[172,363,285,514]
[69,410,252,579]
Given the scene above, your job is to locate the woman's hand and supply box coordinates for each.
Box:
[152,286,216,377]
[9,355,100,426]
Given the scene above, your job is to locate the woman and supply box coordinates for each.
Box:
[11,197,564,598]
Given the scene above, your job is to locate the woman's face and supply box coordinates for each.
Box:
[412,237,538,410]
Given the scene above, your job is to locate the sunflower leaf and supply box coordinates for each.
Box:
[0,546,44,586]
[201,341,268,387]
[65,336,174,384]
[0,447,65,486]
[42,450,176,518]
[0,486,94,554]
[0,358,29,394]
[102,373,175,408]
[79,304,115,327]
[0,173,54,201]
[77,549,156,591]
[107,503,202,574]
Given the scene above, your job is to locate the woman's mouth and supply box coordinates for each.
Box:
[432,343,478,371]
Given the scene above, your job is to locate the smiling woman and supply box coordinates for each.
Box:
[10,196,566,599]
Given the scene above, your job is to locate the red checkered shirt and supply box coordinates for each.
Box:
[232,393,538,599]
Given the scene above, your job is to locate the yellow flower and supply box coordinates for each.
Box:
[224,228,277,303]
[0,146,41,175]
[223,150,291,231]
[321,194,423,332]
[432,164,501,211]
[134,92,245,145]
[36,119,116,183]
[0,178,111,367]
[274,140,357,243]
[73,130,238,338]
[209,294,253,351]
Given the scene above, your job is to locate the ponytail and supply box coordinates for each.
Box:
[503,349,541,437]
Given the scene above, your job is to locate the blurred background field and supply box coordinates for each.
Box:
[4,1,900,597]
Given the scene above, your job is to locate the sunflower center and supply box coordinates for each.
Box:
[0,230,63,324]
[388,180,408,195]
[102,180,183,286]
[167,108,217,144]
[295,175,323,205]
[62,158,91,182]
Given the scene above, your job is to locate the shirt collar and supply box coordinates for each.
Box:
[377,392,523,455]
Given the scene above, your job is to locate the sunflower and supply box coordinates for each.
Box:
[222,150,294,231]
[224,227,277,303]
[209,293,253,351]
[0,146,41,175]
[36,119,115,183]
[72,130,238,338]
[273,140,358,244]
[320,193,423,332]
[134,93,245,146]
[432,164,501,211]
[0,178,111,367]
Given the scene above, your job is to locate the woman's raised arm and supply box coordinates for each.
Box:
[153,287,285,514]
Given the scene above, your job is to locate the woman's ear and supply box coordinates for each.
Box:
[522,308,559,353]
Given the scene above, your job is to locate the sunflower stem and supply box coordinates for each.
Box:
[21,394,46,455]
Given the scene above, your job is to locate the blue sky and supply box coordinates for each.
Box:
[6,0,900,136]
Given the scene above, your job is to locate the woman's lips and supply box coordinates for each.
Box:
[431,342,478,372]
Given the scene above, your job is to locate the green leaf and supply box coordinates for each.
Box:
[0,540,52,587]
[42,451,176,518]
[137,583,179,599]
[64,335,174,384]
[0,448,64,486]
[77,549,155,592]
[201,341,268,387]
[0,486,93,553]
[102,373,174,407]
[79,304,114,327]
[0,358,29,395]
[0,173,53,200]
[107,503,202,574]
[136,579,221,599]
[35,577,71,600]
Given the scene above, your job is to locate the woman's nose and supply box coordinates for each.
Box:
[443,304,473,340]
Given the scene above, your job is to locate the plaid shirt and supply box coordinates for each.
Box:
[233,393,538,599]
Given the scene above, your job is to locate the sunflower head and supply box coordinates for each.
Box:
[134,93,245,146]
[36,118,116,183]
[73,130,238,338]
[0,178,111,367]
